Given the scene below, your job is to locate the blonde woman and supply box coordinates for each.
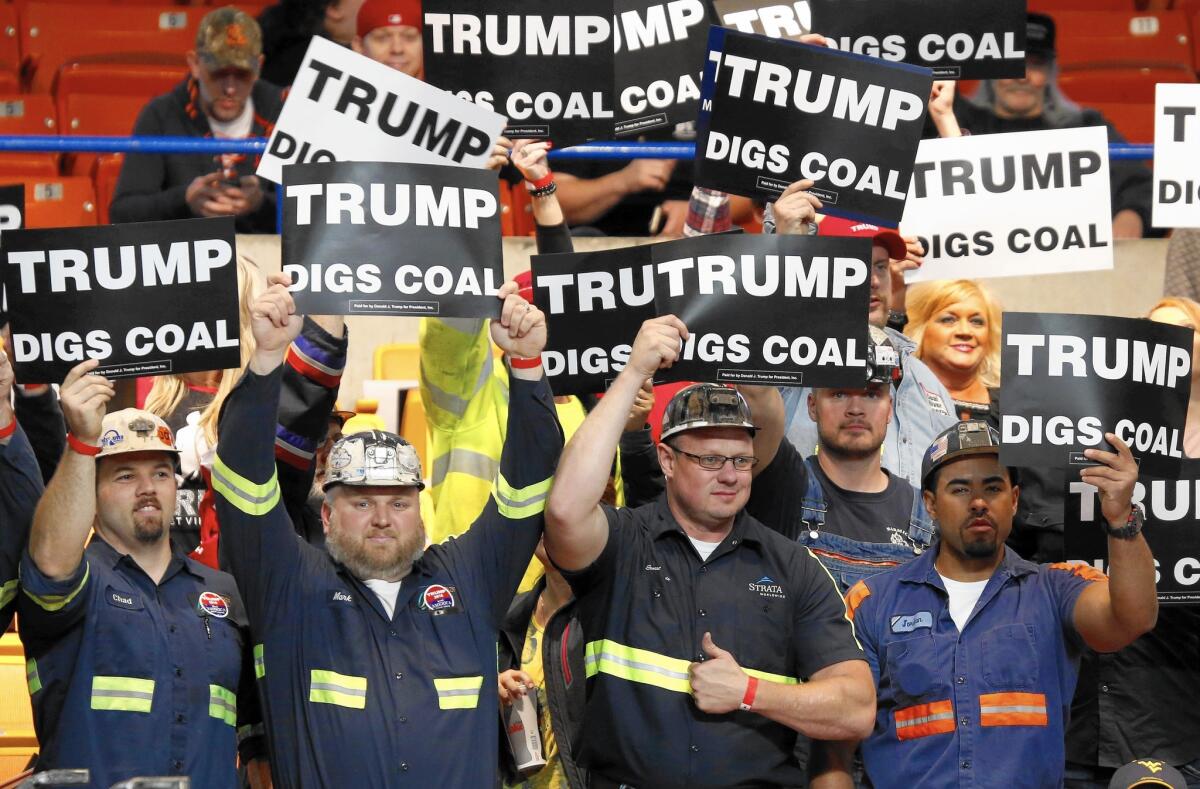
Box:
[1147,296,1200,458]
[905,279,1002,423]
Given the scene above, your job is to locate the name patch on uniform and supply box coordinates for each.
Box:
[106,586,143,610]
[890,611,933,633]
[748,576,786,599]
[330,590,354,604]
[418,584,459,615]
[198,591,230,618]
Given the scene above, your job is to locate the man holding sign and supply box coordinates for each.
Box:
[829,421,1157,788]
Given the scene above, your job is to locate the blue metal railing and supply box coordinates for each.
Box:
[0,135,1157,160]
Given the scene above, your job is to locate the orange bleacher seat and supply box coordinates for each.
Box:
[508,181,536,236]
[0,5,20,77]
[1048,10,1193,69]
[0,94,59,177]
[92,152,123,224]
[0,175,99,228]
[1089,101,1157,142]
[21,2,197,93]
[1058,63,1196,104]
[1031,0,1164,11]
[0,633,36,781]
[55,55,189,175]
[498,180,514,236]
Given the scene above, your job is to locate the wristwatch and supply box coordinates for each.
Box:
[1103,503,1145,540]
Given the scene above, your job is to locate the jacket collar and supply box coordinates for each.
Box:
[645,494,764,549]
[898,541,1037,588]
[89,535,202,583]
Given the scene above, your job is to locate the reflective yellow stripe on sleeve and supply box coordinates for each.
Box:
[209,684,237,726]
[433,675,484,710]
[22,562,90,612]
[211,455,281,516]
[493,473,552,519]
[584,639,800,694]
[309,670,367,709]
[91,676,154,713]
[253,643,265,679]
[0,578,16,609]
[26,658,41,695]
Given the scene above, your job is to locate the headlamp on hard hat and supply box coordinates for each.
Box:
[866,325,903,388]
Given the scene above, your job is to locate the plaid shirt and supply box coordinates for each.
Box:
[683,187,732,236]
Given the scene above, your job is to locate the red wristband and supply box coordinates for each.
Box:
[0,419,15,440]
[67,432,101,456]
[740,676,759,711]
[508,355,543,370]
[527,172,554,190]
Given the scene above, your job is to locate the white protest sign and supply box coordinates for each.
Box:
[257,37,507,184]
[1152,83,1200,228]
[900,126,1113,282]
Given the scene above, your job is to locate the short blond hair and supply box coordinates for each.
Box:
[905,279,1003,389]
[1148,296,1200,328]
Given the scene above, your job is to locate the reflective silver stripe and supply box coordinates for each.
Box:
[585,651,691,683]
[431,448,497,488]
[980,705,1045,714]
[494,486,549,511]
[423,376,471,417]
[92,689,154,701]
[211,697,236,715]
[897,711,955,727]
[311,682,367,698]
[210,464,277,507]
[438,688,478,698]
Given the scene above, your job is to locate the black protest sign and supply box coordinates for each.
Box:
[1066,460,1200,605]
[695,26,933,227]
[282,161,503,319]
[0,184,24,320]
[999,313,1191,478]
[1,218,240,382]
[533,232,872,394]
[423,0,617,146]
[613,0,716,136]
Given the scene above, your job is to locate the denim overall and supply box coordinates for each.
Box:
[797,458,936,594]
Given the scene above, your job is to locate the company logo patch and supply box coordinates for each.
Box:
[329,446,352,470]
[157,426,173,447]
[419,584,457,613]
[890,611,933,633]
[100,429,124,448]
[748,575,786,599]
[1135,760,1164,773]
[198,591,230,618]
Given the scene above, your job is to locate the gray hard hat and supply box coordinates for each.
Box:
[660,383,756,443]
[323,430,425,491]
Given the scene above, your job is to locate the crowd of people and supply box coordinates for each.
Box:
[0,1,1196,788]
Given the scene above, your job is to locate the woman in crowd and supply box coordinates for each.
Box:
[1148,296,1200,458]
[904,279,1002,424]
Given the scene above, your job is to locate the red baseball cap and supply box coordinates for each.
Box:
[357,0,422,37]
[817,215,908,261]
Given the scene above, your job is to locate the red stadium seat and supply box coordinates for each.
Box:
[1088,101,1157,142]
[0,93,59,177]
[91,152,124,225]
[508,181,537,236]
[498,180,514,236]
[1058,63,1196,104]
[20,2,197,93]
[54,55,188,175]
[1031,0,1165,12]
[5,175,99,228]
[1049,11,1193,69]
[0,5,21,75]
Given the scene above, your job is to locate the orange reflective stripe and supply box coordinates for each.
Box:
[894,699,955,740]
[810,548,901,569]
[1048,562,1108,583]
[979,692,1048,727]
[844,581,871,621]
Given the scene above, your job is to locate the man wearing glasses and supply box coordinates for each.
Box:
[543,315,875,789]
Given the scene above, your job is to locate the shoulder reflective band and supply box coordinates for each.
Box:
[309,669,367,709]
[493,473,552,519]
[91,676,155,713]
[894,699,955,740]
[253,643,265,679]
[212,454,281,516]
[584,639,799,695]
[26,658,41,695]
[23,562,90,612]
[209,684,237,726]
[434,675,484,710]
[979,692,1048,727]
[0,578,16,610]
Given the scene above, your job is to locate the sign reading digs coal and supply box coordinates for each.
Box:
[999,312,1192,478]
[1153,82,1200,229]
[1,217,241,382]
[283,161,503,319]
[695,26,932,227]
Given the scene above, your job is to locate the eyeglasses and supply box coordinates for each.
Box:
[668,445,759,472]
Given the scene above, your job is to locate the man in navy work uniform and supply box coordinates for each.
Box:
[821,421,1159,788]
[19,359,260,788]
[212,273,562,787]
[0,346,41,631]
[543,315,875,789]
[743,326,934,594]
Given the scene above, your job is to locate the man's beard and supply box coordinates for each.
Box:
[131,501,167,544]
[963,536,998,558]
[326,522,425,581]
[817,423,883,461]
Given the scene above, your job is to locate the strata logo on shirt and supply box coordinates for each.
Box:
[748,576,786,599]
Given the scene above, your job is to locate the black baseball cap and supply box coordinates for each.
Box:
[1028,13,1056,59]
[921,420,1003,491]
[1109,759,1188,789]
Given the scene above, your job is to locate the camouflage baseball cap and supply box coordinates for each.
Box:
[97,409,180,460]
[324,430,425,491]
[195,6,262,72]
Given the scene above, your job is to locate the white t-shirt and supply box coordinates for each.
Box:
[688,536,720,562]
[364,578,403,619]
[938,573,988,631]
